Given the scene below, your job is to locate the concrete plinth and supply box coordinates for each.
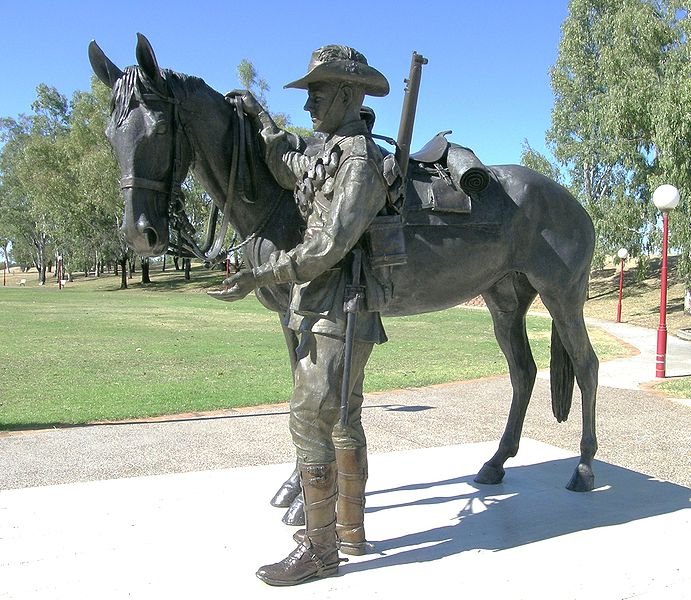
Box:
[1,439,689,599]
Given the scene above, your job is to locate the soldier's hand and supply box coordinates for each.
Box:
[225,89,263,118]
[207,270,256,302]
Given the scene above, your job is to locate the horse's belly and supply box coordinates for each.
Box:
[381,223,509,317]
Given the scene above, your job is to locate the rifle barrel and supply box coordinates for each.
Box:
[396,52,428,180]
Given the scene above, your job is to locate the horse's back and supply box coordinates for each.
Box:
[382,163,594,316]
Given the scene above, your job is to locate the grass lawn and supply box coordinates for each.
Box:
[585,257,691,399]
[0,265,626,429]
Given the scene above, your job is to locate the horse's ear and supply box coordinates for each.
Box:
[136,33,164,89]
[88,40,123,89]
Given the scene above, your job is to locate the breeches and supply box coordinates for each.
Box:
[289,332,374,464]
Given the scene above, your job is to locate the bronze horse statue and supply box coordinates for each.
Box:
[89,34,600,523]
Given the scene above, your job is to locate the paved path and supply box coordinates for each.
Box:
[1,318,690,599]
[2,318,689,490]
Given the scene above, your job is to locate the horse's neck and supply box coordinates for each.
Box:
[181,83,275,238]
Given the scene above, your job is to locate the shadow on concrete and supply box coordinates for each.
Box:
[346,457,690,574]
[1,404,435,433]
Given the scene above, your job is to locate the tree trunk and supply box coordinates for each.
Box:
[184,258,191,280]
[119,256,128,290]
[141,257,151,284]
[162,254,167,272]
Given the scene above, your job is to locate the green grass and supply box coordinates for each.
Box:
[585,257,691,400]
[0,267,626,429]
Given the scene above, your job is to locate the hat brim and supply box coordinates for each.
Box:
[284,60,389,97]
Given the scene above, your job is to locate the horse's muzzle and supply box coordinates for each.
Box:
[121,213,169,257]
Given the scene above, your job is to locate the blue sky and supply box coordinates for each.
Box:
[1,0,570,166]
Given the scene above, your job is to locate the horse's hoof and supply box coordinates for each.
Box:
[281,495,305,526]
[474,463,505,485]
[270,480,301,508]
[566,464,595,492]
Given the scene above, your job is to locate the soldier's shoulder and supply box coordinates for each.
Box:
[339,134,381,162]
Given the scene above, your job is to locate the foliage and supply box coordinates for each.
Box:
[236,58,312,138]
[0,78,129,283]
[548,0,672,266]
[520,140,563,184]
[546,0,690,281]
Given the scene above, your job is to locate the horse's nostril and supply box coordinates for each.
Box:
[143,227,158,249]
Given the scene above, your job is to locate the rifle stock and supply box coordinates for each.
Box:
[395,52,428,180]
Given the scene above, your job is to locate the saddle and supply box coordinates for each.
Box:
[366,132,492,269]
[408,131,491,214]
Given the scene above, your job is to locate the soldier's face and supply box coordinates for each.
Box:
[304,82,345,134]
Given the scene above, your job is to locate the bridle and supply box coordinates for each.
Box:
[120,74,283,263]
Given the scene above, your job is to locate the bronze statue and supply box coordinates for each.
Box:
[89,34,601,587]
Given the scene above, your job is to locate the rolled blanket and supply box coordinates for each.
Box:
[447,146,491,195]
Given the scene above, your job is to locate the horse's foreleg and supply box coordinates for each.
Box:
[540,294,599,492]
[475,274,538,485]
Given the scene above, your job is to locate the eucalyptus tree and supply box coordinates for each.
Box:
[548,0,677,267]
[67,78,131,287]
[0,85,71,283]
[648,4,691,306]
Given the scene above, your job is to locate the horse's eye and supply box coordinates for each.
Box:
[155,122,169,135]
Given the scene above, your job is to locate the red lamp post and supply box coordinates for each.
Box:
[616,248,628,323]
[652,184,680,378]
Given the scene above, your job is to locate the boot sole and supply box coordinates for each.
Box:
[256,564,339,586]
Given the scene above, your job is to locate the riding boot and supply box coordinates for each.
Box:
[256,462,339,586]
[334,447,368,555]
[293,447,369,555]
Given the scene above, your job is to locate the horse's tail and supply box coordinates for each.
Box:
[550,324,574,422]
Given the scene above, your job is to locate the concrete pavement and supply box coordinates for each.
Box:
[0,318,690,599]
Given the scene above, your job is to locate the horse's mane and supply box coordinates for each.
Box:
[110,66,209,125]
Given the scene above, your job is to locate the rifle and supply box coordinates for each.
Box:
[365,51,427,270]
[395,51,428,181]
[341,54,428,426]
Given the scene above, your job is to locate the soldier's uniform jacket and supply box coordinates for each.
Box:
[257,118,389,344]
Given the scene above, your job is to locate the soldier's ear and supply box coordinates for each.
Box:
[340,84,354,106]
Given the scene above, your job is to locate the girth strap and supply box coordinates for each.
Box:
[120,176,170,194]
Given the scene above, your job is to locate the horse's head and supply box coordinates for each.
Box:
[88,34,192,257]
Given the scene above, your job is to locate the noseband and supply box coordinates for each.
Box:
[121,77,276,263]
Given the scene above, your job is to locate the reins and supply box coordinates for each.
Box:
[121,73,280,264]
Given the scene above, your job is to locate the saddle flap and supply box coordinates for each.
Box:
[425,178,471,214]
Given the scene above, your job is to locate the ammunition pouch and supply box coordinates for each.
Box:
[365,214,407,269]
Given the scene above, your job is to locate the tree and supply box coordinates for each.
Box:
[0,86,72,284]
[648,4,691,300]
[520,140,563,184]
[236,59,312,138]
[547,0,677,267]
[66,78,129,287]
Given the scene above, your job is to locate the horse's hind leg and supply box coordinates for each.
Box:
[539,289,599,492]
[475,273,538,485]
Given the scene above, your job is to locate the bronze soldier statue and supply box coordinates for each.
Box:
[212,45,392,585]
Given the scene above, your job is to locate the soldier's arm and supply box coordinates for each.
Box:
[254,155,387,285]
